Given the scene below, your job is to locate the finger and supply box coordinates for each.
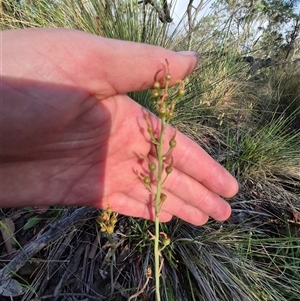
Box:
[41,29,198,95]
[4,28,198,96]
[104,191,210,225]
[171,132,239,198]
[134,155,232,222]
[144,114,239,198]
[91,41,199,95]
[100,192,174,222]
[105,174,228,225]
[158,165,232,222]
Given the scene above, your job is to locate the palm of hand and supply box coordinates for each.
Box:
[2,28,238,225]
[4,66,158,221]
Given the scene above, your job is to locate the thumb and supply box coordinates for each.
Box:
[3,28,198,97]
[58,29,199,96]
[89,39,199,96]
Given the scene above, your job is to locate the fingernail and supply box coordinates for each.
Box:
[177,51,199,58]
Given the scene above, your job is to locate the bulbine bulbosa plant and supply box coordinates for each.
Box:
[136,59,185,301]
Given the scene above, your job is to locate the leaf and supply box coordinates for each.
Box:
[0,278,26,297]
[23,207,34,211]
[0,218,17,254]
[23,216,42,231]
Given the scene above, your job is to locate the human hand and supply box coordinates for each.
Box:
[1,28,238,225]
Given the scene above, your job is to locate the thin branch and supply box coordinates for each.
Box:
[139,0,173,23]
[0,207,98,283]
[186,0,204,50]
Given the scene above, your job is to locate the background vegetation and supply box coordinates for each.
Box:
[0,0,299,300]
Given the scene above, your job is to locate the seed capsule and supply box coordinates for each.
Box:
[160,193,167,202]
[169,139,177,148]
[165,166,173,174]
[148,162,156,171]
[106,225,114,234]
[167,112,174,119]
[163,237,171,246]
[152,90,159,98]
[143,177,151,185]
[98,212,109,223]
[178,89,185,97]
[165,73,171,81]
[111,216,118,225]
[159,108,167,117]
[154,81,160,89]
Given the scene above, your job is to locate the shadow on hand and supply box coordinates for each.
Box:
[1,76,110,210]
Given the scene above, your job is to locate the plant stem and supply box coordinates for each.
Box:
[154,116,166,301]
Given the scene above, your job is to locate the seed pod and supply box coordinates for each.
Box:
[160,193,167,202]
[110,216,118,226]
[165,166,173,174]
[167,112,174,119]
[169,139,177,148]
[148,162,156,171]
[153,81,160,89]
[159,108,167,118]
[178,89,185,97]
[152,90,159,99]
[143,177,151,185]
[163,237,171,246]
[165,73,171,81]
[106,225,114,235]
[98,212,109,223]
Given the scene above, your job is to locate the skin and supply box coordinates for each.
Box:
[1,28,238,225]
